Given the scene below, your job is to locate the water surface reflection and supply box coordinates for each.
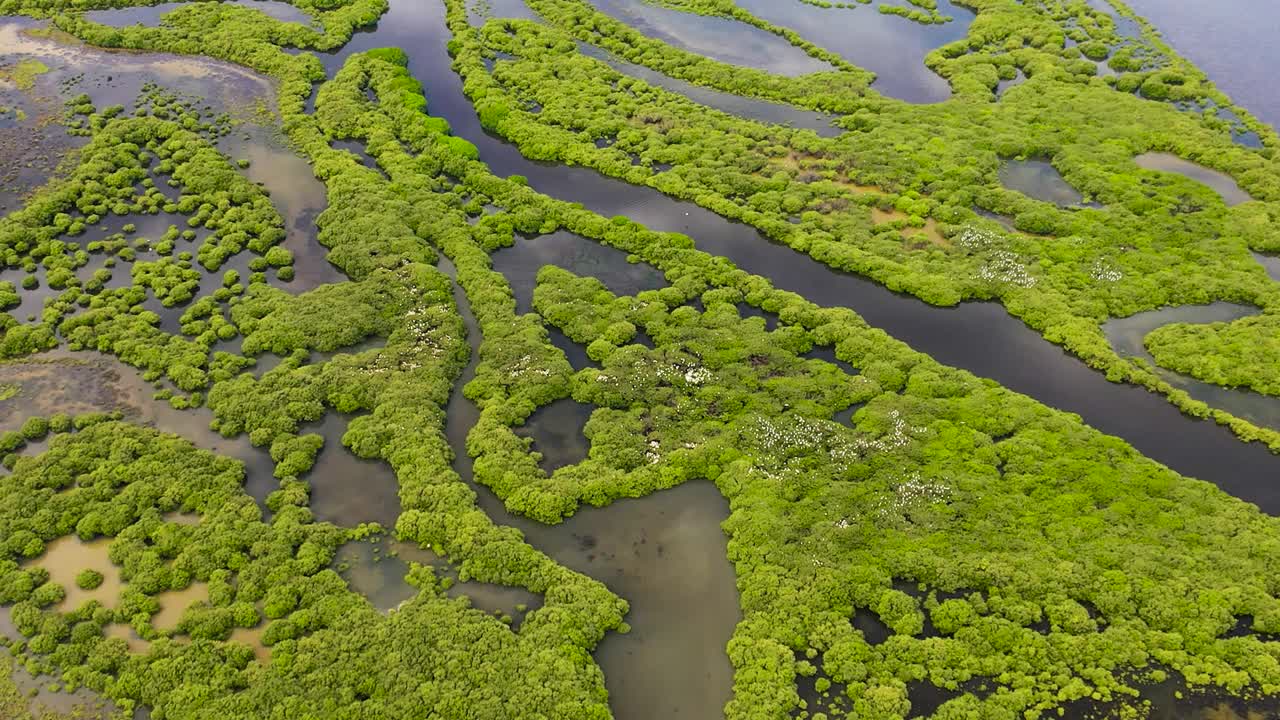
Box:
[998,158,1085,206]
[492,230,667,314]
[578,42,842,136]
[339,0,1280,516]
[1102,302,1280,430]
[85,0,314,27]
[442,257,740,720]
[1135,152,1253,206]
[735,0,975,103]
[587,0,833,77]
[1125,0,1279,131]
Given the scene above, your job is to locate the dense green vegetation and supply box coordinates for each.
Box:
[319,45,1280,719]
[0,420,619,718]
[517,0,1218,109]
[1,0,1280,718]
[0,13,628,714]
[1145,313,1280,397]
[445,0,1280,449]
[0,653,89,719]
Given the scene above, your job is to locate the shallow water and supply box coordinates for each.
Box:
[995,69,1025,98]
[106,579,274,660]
[84,0,314,28]
[735,0,975,103]
[515,397,593,473]
[1213,106,1263,148]
[234,129,346,289]
[8,0,1280,716]
[0,17,341,302]
[1252,251,1280,283]
[586,0,834,77]
[1134,152,1253,206]
[1085,0,1142,40]
[441,257,740,720]
[32,536,122,613]
[491,229,668,315]
[336,536,541,621]
[0,17,276,107]
[0,350,279,500]
[299,412,402,529]
[1067,672,1280,720]
[540,480,739,720]
[1,653,116,718]
[577,42,842,137]
[151,581,210,630]
[467,0,540,25]
[5,7,741,717]
[1102,302,1280,430]
[0,24,86,212]
[334,0,1280,518]
[998,158,1085,206]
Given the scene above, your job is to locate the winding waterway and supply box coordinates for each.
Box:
[1103,302,1280,430]
[734,0,974,103]
[439,258,741,720]
[586,0,833,77]
[317,0,1280,517]
[576,42,843,137]
[4,0,1280,718]
[84,0,315,26]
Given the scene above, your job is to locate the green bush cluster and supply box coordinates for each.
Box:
[74,569,103,590]
[444,0,1280,450]
[273,44,1280,719]
[0,420,622,718]
[310,46,1280,720]
[1145,313,1280,396]
[0,108,294,399]
[6,1,1280,718]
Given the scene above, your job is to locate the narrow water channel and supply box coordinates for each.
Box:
[734,0,975,103]
[326,0,1280,514]
[585,0,833,77]
[1102,302,1280,430]
[1134,152,1254,206]
[439,257,742,720]
[576,42,843,137]
[84,0,315,27]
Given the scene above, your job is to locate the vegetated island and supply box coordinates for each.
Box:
[0,1,1278,720]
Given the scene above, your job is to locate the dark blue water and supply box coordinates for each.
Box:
[1124,0,1280,131]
